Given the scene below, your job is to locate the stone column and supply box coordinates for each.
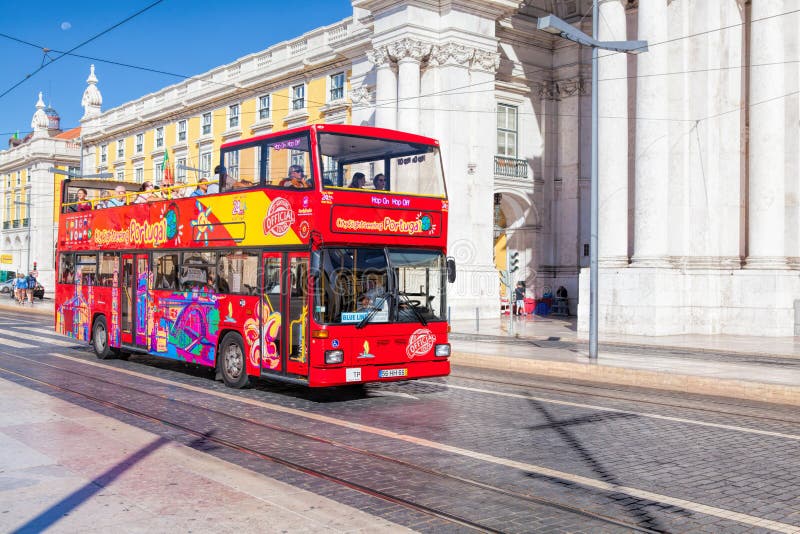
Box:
[388,39,431,135]
[367,47,397,130]
[746,0,787,269]
[597,0,629,267]
[631,0,670,267]
[428,42,499,317]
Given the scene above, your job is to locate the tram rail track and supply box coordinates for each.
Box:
[0,351,661,534]
[448,368,800,426]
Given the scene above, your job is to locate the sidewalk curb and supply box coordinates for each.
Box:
[0,301,53,317]
[452,331,800,361]
[451,352,800,407]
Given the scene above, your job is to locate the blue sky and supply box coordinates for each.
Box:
[0,0,352,140]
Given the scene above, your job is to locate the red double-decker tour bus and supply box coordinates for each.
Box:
[55,124,455,388]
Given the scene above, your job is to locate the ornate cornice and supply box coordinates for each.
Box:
[366,46,390,66]
[429,42,474,67]
[471,49,501,73]
[387,38,432,62]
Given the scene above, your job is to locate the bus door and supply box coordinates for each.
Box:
[260,252,309,378]
[286,252,310,377]
[133,254,151,348]
[261,253,283,374]
[120,254,134,344]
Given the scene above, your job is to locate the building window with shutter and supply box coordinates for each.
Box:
[329,72,344,101]
[228,104,240,128]
[258,95,270,120]
[292,84,305,110]
[497,104,518,157]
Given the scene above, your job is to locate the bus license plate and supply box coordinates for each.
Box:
[346,368,362,382]
[379,368,408,378]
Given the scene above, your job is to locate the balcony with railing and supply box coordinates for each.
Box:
[494,156,529,179]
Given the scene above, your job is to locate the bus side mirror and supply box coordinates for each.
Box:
[446,256,456,283]
[310,250,321,278]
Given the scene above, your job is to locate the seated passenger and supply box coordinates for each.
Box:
[357,294,373,312]
[105,185,128,207]
[134,182,155,203]
[372,173,387,190]
[191,178,210,196]
[348,172,366,189]
[96,190,112,209]
[218,166,251,190]
[150,185,165,201]
[282,165,311,188]
[74,188,92,211]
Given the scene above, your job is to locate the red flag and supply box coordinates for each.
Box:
[162,149,174,186]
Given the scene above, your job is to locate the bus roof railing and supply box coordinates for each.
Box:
[61,179,219,211]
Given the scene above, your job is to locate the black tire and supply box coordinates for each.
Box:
[218,332,249,388]
[92,316,115,360]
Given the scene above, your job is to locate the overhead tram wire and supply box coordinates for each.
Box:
[2,6,799,136]
[0,0,164,101]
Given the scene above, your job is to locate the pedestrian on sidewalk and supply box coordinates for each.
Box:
[25,270,37,304]
[514,281,526,316]
[13,272,27,305]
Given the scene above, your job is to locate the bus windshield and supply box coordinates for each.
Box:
[318,133,445,197]
[315,247,446,325]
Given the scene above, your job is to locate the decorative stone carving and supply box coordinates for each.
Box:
[366,46,390,67]
[429,42,474,67]
[470,49,501,73]
[349,85,373,105]
[535,77,587,100]
[387,38,432,63]
[535,81,557,100]
[555,77,586,98]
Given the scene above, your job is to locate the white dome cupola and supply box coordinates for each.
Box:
[81,64,102,118]
[31,91,49,137]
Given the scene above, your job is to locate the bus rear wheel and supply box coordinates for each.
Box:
[219,332,249,389]
[92,316,115,360]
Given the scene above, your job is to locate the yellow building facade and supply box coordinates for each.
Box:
[85,29,354,193]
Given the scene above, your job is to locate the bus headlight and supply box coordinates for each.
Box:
[434,344,451,357]
[325,350,344,364]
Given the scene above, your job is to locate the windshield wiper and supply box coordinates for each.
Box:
[356,296,387,329]
[398,292,427,326]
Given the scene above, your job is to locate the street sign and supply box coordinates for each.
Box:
[0,254,12,264]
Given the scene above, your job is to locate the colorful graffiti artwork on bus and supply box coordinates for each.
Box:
[288,305,308,364]
[135,270,152,347]
[110,269,121,346]
[191,200,215,246]
[250,293,281,370]
[154,290,220,366]
[56,275,91,342]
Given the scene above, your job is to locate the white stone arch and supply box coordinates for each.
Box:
[494,188,540,294]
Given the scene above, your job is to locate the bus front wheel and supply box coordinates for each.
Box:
[219,332,249,389]
[92,316,115,360]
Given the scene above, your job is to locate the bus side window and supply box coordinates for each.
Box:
[59,254,75,284]
[154,252,178,290]
[179,252,215,292]
[98,252,118,287]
